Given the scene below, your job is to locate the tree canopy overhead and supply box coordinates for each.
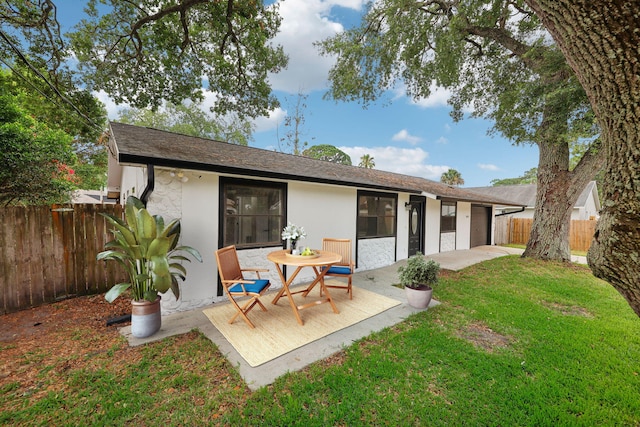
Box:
[69,0,287,120]
[1,1,288,122]
[319,0,604,262]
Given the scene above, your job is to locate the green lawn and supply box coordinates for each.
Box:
[2,256,639,426]
[501,243,588,257]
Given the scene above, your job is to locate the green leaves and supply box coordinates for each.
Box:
[150,255,171,294]
[302,145,352,165]
[0,72,80,205]
[104,283,132,303]
[69,0,288,120]
[97,195,202,302]
[398,252,440,288]
[319,0,597,148]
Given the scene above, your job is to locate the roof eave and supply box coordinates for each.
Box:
[118,153,422,195]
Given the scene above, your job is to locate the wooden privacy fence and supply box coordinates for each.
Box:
[495,216,597,252]
[0,204,127,314]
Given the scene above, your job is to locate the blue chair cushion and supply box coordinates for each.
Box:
[324,266,352,275]
[229,279,269,294]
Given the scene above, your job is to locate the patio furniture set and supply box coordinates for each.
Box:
[215,238,355,328]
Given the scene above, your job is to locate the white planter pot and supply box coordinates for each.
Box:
[405,285,433,309]
[131,297,161,338]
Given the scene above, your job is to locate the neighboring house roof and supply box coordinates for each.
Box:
[575,181,601,211]
[109,122,521,206]
[468,181,600,210]
[72,190,116,204]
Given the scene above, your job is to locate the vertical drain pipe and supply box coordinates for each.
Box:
[140,164,155,207]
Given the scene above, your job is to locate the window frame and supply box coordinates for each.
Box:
[440,201,457,233]
[356,190,398,239]
[219,177,287,249]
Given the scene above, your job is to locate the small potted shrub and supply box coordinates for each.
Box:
[97,196,202,338]
[397,252,440,309]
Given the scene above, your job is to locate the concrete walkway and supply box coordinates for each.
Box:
[121,245,583,390]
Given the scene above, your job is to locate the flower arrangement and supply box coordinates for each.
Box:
[282,222,306,253]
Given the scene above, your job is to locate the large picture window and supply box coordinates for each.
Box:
[357,191,397,238]
[221,178,285,248]
[441,201,457,232]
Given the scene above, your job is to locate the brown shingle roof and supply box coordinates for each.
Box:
[468,182,598,209]
[110,122,520,206]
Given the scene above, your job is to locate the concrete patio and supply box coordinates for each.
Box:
[120,245,540,390]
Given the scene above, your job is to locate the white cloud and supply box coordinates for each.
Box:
[254,107,287,133]
[435,136,449,144]
[94,90,127,120]
[391,129,422,145]
[478,163,499,171]
[268,0,365,93]
[404,81,451,109]
[339,145,449,180]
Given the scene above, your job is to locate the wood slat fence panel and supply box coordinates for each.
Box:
[494,217,597,252]
[0,204,127,314]
[570,220,597,252]
[494,216,509,245]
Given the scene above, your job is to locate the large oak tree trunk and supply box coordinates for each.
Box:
[526,0,640,316]
[524,142,572,262]
[523,108,604,262]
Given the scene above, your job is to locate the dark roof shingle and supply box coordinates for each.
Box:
[110,122,521,206]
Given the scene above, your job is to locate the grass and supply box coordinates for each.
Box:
[2,256,640,426]
[501,243,588,257]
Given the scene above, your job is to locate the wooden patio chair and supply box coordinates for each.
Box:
[321,238,355,299]
[214,245,271,329]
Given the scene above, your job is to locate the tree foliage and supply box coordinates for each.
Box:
[278,92,313,154]
[1,1,287,120]
[491,168,537,186]
[68,0,287,120]
[359,154,375,169]
[319,0,604,262]
[0,63,108,191]
[302,145,352,165]
[441,169,465,186]
[0,1,110,192]
[118,102,253,146]
[0,82,77,205]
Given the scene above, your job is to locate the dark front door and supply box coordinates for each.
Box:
[408,197,425,256]
[470,205,491,247]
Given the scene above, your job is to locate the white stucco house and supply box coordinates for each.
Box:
[106,122,520,313]
[468,182,601,220]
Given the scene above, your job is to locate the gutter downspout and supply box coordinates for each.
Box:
[140,164,155,207]
[495,207,525,217]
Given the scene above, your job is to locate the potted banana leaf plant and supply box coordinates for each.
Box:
[398,252,440,309]
[97,196,202,338]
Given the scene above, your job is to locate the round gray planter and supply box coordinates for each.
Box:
[405,285,433,309]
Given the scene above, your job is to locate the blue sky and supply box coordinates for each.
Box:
[59,0,539,187]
